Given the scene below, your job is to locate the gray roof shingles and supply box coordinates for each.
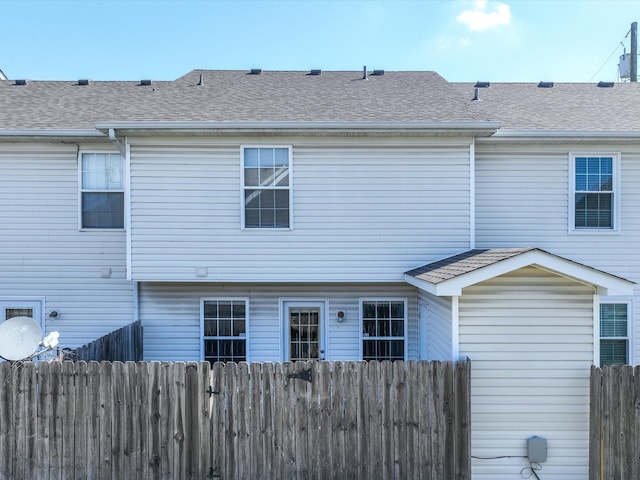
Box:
[406,248,536,284]
[2,69,640,131]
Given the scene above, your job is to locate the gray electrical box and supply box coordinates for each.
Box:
[527,436,547,463]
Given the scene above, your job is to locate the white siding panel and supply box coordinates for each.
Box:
[460,266,594,480]
[475,144,640,365]
[0,144,134,348]
[417,289,452,360]
[139,282,418,361]
[129,143,472,282]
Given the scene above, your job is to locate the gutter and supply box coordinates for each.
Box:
[0,129,105,138]
[96,121,502,137]
[480,130,640,143]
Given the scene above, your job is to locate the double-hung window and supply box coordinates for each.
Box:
[571,154,619,231]
[80,152,125,229]
[361,299,407,361]
[242,146,291,229]
[600,302,629,366]
[202,299,247,363]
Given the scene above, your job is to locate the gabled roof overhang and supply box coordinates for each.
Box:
[96,121,501,138]
[405,248,635,296]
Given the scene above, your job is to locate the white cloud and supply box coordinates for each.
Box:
[457,0,511,31]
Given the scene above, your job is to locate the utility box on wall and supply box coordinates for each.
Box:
[527,436,547,463]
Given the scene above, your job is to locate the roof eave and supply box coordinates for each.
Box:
[96,121,501,138]
[0,129,108,143]
[479,130,640,144]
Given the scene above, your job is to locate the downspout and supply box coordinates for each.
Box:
[593,293,600,366]
[469,139,476,249]
[108,128,126,156]
[125,141,132,281]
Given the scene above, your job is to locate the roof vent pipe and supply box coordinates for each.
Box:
[472,88,479,101]
[197,74,204,85]
[363,65,367,80]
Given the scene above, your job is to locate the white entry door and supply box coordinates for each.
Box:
[284,301,326,361]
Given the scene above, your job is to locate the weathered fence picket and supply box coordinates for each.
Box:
[589,365,640,480]
[0,360,470,480]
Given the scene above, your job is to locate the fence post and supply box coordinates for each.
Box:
[589,365,603,480]
[455,359,471,480]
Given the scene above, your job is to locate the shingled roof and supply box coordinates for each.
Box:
[405,248,635,296]
[2,69,640,132]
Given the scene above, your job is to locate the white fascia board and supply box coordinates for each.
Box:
[404,274,439,295]
[483,130,640,143]
[96,121,501,137]
[0,129,106,139]
[493,130,640,138]
[406,250,635,297]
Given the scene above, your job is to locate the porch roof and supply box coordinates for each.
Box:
[404,248,635,296]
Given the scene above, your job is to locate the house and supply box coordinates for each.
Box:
[1,68,639,478]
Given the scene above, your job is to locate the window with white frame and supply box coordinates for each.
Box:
[242,147,291,228]
[202,299,247,363]
[600,303,629,366]
[572,154,618,230]
[361,299,407,361]
[80,152,124,229]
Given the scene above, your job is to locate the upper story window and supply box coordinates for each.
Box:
[242,146,291,229]
[361,299,407,361]
[571,154,619,231]
[80,152,124,229]
[600,302,629,366]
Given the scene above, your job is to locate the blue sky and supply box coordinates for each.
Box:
[1,0,638,82]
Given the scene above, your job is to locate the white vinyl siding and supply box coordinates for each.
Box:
[128,140,472,282]
[417,290,452,360]
[475,144,640,362]
[138,282,418,362]
[460,266,594,480]
[0,144,134,348]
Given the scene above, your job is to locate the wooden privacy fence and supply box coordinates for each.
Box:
[589,365,640,480]
[0,359,470,480]
[70,320,143,362]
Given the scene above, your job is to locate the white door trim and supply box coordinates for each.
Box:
[280,298,327,361]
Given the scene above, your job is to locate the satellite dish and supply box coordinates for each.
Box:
[0,317,43,361]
